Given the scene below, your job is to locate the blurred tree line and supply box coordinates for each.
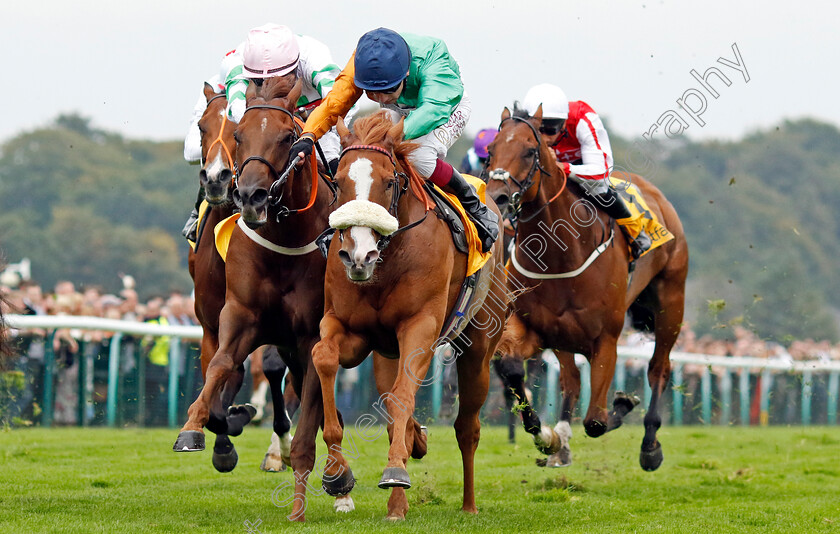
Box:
[0,113,837,344]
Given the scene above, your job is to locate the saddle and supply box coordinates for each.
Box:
[424,183,469,255]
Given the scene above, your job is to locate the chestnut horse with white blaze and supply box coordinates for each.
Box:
[185,85,295,474]
[486,105,688,471]
[311,111,510,520]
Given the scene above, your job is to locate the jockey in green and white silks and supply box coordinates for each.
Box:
[182,23,351,240]
[290,28,499,253]
[184,23,347,166]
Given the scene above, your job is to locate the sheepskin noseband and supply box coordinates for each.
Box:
[329,200,399,236]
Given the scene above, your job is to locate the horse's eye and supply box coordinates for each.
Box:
[526,148,538,157]
[233,132,241,143]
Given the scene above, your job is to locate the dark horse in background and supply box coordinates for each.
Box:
[185,84,293,473]
[487,104,688,471]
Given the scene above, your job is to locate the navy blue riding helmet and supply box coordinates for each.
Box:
[353,28,411,91]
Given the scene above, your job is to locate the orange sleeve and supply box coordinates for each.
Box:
[302,52,364,139]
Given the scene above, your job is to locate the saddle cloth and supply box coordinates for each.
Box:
[214,213,240,262]
[429,173,493,277]
[610,176,674,258]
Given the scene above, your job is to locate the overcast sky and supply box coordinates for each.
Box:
[3,1,837,145]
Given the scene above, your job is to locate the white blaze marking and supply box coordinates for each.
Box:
[261,117,268,132]
[205,150,225,180]
[350,226,378,264]
[505,132,515,143]
[347,158,374,201]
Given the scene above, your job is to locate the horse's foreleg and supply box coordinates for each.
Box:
[543,350,579,468]
[453,336,493,514]
[287,351,327,522]
[261,346,292,472]
[174,304,257,452]
[311,317,362,500]
[493,354,542,436]
[379,314,438,520]
[583,337,620,438]
[641,277,684,471]
[373,353,427,460]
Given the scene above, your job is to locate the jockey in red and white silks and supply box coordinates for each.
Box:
[522,83,650,258]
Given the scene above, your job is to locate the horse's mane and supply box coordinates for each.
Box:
[511,101,531,120]
[351,111,419,161]
[252,75,297,104]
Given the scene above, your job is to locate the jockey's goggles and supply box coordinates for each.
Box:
[539,119,565,136]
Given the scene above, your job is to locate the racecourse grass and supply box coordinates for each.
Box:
[1,425,839,533]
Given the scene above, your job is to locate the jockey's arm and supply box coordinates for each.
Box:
[562,112,614,183]
[301,53,363,142]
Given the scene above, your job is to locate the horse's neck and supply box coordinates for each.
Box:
[517,177,607,269]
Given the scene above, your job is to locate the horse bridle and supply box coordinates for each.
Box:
[202,94,235,171]
[485,116,552,223]
[234,104,302,218]
[337,144,428,251]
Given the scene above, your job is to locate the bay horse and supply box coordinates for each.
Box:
[176,75,354,520]
[311,110,510,520]
[486,105,688,471]
[185,83,294,473]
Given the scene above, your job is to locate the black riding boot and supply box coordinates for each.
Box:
[445,169,500,253]
[589,186,651,259]
[182,187,205,242]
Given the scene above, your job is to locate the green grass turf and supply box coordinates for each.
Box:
[1,425,839,533]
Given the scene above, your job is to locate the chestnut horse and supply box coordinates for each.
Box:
[176,76,358,520]
[486,105,688,471]
[311,111,510,520]
[185,85,294,473]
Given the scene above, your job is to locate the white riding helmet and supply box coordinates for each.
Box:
[242,23,300,78]
[522,83,569,120]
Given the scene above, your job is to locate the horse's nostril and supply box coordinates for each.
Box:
[364,250,380,265]
[219,168,233,184]
[338,249,352,265]
[251,189,268,206]
[495,194,509,207]
[232,189,242,207]
[199,169,208,186]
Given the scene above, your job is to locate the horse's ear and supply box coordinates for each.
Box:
[203,82,216,102]
[533,104,544,122]
[245,79,258,102]
[286,78,303,111]
[337,116,352,145]
[501,107,511,121]
[387,117,405,144]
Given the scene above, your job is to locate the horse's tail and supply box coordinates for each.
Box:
[627,285,656,333]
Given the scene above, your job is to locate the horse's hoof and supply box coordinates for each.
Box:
[228,403,258,419]
[173,431,205,452]
[546,448,572,468]
[333,495,355,513]
[378,467,411,489]
[323,467,356,496]
[212,446,238,473]
[260,453,287,472]
[614,391,641,412]
[534,425,562,455]
[640,443,664,471]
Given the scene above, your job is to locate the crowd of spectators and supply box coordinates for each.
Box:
[2,277,839,427]
[0,278,198,426]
